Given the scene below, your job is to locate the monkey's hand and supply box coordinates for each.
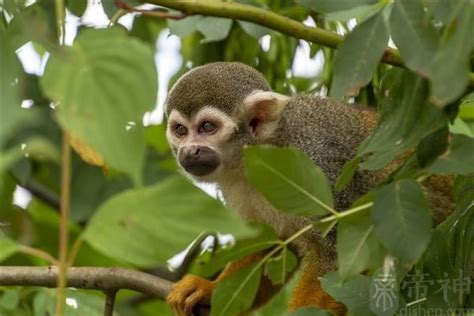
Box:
[167,274,215,316]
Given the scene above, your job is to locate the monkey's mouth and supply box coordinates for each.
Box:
[181,160,219,177]
[178,146,220,177]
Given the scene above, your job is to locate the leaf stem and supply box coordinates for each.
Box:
[19,246,59,265]
[319,202,374,223]
[56,132,71,316]
[55,0,65,44]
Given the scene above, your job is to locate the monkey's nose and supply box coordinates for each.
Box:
[189,146,200,156]
[178,146,220,177]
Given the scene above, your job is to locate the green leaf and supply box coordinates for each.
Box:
[337,212,384,281]
[330,11,389,99]
[358,71,446,170]
[264,247,298,285]
[424,134,474,175]
[0,236,20,262]
[244,145,333,217]
[0,27,33,142]
[237,21,272,39]
[423,229,456,279]
[83,175,255,267]
[296,0,377,14]
[428,0,472,107]
[168,15,203,37]
[372,180,432,263]
[325,3,381,22]
[320,272,376,316]
[449,117,474,137]
[144,124,170,155]
[211,263,262,316]
[0,136,60,176]
[66,0,88,17]
[197,17,233,43]
[389,0,440,76]
[335,156,361,192]
[416,126,449,168]
[6,2,57,49]
[0,289,20,311]
[41,28,157,184]
[459,93,474,120]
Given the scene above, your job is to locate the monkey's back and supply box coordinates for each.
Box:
[272,95,454,221]
[273,95,389,210]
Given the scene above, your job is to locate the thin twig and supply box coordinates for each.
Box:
[19,246,59,265]
[0,266,173,299]
[66,236,83,267]
[103,290,117,316]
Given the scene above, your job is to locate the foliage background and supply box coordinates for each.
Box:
[0,0,473,315]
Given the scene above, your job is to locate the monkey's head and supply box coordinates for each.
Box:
[165,62,289,182]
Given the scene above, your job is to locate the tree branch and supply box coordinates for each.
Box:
[143,0,401,65]
[0,266,173,299]
[142,0,474,89]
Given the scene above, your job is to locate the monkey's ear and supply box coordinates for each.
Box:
[241,90,290,140]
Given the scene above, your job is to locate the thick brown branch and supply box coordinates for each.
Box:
[0,266,173,299]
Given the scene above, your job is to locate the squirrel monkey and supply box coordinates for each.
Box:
[164,62,454,315]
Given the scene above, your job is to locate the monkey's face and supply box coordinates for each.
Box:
[166,107,242,182]
[165,62,291,184]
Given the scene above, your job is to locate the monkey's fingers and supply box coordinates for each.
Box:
[166,274,214,316]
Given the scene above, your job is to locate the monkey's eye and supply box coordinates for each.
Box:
[199,121,216,134]
[175,124,188,137]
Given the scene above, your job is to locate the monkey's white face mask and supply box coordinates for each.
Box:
[165,90,290,183]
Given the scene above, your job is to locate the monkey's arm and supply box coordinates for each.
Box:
[167,251,282,315]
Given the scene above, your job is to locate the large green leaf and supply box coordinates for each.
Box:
[337,212,385,281]
[211,263,262,316]
[41,28,157,184]
[244,145,333,217]
[425,134,474,175]
[390,0,439,76]
[6,2,57,50]
[428,0,472,107]
[320,272,376,316]
[330,11,389,99]
[372,180,432,263]
[358,71,446,170]
[83,176,255,267]
[296,0,377,13]
[0,27,33,143]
